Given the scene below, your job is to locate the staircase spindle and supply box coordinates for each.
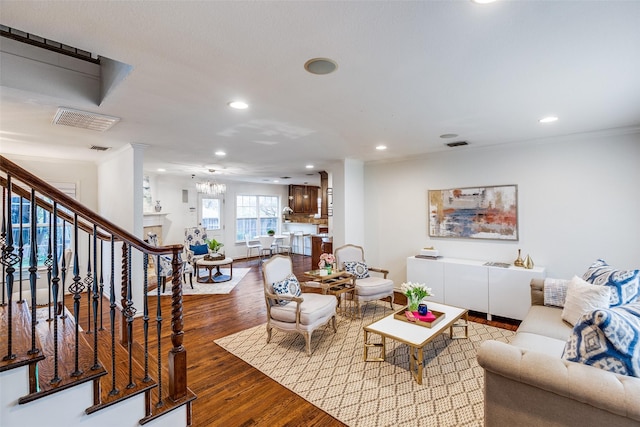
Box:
[99,239,104,331]
[85,233,92,333]
[156,254,163,408]
[108,235,119,397]
[46,210,54,321]
[2,176,17,361]
[17,195,24,303]
[169,248,187,400]
[125,244,136,389]
[28,189,39,355]
[1,185,5,307]
[50,201,61,385]
[59,221,68,319]
[143,253,151,382]
[91,225,100,370]
[70,213,85,377]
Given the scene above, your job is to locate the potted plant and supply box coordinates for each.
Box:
[206,238,224,254]
[267,230,275,236]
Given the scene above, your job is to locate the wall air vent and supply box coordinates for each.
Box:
[445,141,469,148]
[53,107,120,132]
[90,145,111,151]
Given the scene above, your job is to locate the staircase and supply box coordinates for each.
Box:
[0,156,196,427]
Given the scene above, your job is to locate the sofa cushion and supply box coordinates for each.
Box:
[517,305,573,341]
[510,332,567,357]
[562,302,640,377]
[582,259,640,307]
[561,275,611,326]
[543,278,570,307]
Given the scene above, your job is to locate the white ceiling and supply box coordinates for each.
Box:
[1,1,639,185]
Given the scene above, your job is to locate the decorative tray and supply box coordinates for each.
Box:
[393,306,445,328]
[204,254,225,261]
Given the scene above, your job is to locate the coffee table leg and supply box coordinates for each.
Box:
[363,330,385,362]
[450,312,469,339]
[410,346,424,385]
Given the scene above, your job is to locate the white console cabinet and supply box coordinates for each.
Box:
[406,256,546,320]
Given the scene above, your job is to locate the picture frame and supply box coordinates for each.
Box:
[428,185,518,241]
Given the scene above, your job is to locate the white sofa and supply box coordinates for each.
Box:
[477,278,640,426]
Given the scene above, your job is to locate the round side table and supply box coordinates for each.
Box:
[195,257,233,283]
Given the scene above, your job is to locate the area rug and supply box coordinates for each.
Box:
[215,302,515,427]
[150,267,250,296]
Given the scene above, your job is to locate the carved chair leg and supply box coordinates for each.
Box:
[266,325,272,343]
[331,315,337,333]
[304,331,312,356]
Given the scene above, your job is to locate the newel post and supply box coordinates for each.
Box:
[168,247,187,400]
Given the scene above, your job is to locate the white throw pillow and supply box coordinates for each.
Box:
[561,275,611,326]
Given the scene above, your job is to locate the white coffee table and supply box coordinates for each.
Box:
[363,301,468,384]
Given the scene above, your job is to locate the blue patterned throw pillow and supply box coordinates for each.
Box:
[190,244,208,256]
[562,302,640,377]
[272,273,302,306]
[582,259,640,307]
[344,261,370,279]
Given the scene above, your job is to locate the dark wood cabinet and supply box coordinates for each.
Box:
[289,185,319,214]
[311,235,333,269]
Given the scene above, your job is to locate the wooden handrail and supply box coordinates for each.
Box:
[0,155,181,256]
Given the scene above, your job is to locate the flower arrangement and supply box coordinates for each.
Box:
[400,281,434,312]
[206,238,224,253]
[318,253,335,269]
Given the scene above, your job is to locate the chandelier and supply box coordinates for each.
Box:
[196,181,226,195]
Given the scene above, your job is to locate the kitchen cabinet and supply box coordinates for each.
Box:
[289,185,319,214]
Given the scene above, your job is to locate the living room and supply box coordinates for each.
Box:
[1,1,640,426]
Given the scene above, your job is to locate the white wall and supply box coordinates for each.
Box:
[150,173,289,259]
[364,130,640,284]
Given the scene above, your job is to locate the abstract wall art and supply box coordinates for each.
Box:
[428,185,518,241]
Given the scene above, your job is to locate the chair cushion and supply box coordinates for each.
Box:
[270,293,337,324]
[355,276,393,296]
[272,273,302,305]
[562,302,640,377]
[190,244,208,256]
[344,261,370,279]
[582,259,640,307]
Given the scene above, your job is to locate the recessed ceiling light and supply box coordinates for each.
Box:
[376,145,387,151]
[305,164,314,169]
[539,116,559,123]
[157,168,166,172]
[472,0,497,4]
[273,180,279,183]
[215,150,226,156]
[228,101,248,110]
[439,133,459,139]
[304,58,338,75]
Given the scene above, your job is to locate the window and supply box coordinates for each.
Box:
[8,183,75,268]
[200,197,222,230]
[236,195,279,241]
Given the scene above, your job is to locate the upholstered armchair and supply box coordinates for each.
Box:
[262,255,337,355]
[334,244,394,314]
[184,226,211,267]
[149,233,193,292]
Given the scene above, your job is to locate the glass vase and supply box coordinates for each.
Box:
[407,293,421,312]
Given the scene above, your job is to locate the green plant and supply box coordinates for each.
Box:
[267,229,275,236]
[206,238,224,253]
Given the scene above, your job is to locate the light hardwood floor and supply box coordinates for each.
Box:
[133,255,519,426]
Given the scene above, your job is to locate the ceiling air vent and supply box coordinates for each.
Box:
[90,145,111,151]
[53,107,120,132]
[445,141,469,148]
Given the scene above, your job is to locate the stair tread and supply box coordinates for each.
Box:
[0,301,46,372]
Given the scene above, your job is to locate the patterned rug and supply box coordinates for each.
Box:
[150,267,250,296]
[215,302,515,427]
